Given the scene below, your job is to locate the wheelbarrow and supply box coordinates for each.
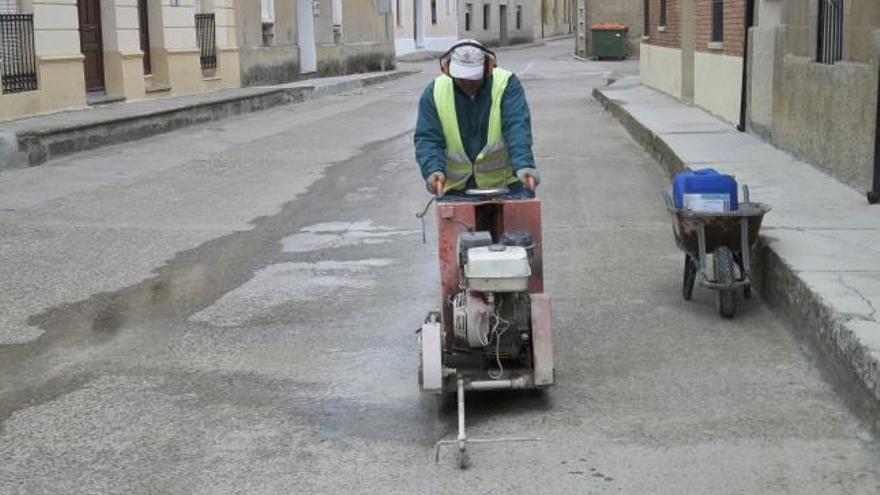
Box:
[662,185,771,318]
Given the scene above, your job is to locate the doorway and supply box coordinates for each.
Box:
[137,0,151,74]
[499,4,508,46]
[681,0,696,101]
[297,0,316,73]
[413,0,425,48]
[78,0,105,92]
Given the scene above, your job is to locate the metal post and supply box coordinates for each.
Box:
[869,44,880,204]
[456,378,467,462]
[740,216,750,281]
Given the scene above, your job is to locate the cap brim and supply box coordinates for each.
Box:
[449,62,484,80]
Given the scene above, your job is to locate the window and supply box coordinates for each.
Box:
[0,0,19,14]
[483,3,490,30]
[516,5,522,30]
[643,0,649,36]
[396,0,401,27]
[261,0,275,46]
[660,0,667,27]
[711,0,723,43]
[431,0,437,24]
[0,11,37,93]
[817,0,844,64]
[465,3,472,31]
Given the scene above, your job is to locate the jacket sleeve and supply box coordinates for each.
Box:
[500,75,536,172]
[414,82,447,180]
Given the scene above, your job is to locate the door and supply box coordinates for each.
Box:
[137,0,151,74]
[297,0,317,73]
[413,0,425,48]
[78,0,104,92]
[681,0,696,101]
[499,4,508,46]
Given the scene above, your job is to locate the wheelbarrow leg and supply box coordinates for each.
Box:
[683,254,696,301]
[740,216,752,300]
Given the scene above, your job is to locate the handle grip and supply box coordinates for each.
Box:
[526,175,537,191]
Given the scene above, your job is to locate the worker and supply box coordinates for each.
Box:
[415,39,539,197]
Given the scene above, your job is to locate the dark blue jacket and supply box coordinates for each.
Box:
[414,73,536,181]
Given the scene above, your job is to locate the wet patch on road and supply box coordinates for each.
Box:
[190,259,395,327]
[281,221,416,253]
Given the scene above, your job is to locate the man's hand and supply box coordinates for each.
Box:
[516,168,540,191]
[426,171,446,195]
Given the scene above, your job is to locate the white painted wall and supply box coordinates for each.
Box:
[694,51,743,123]
[394,0,458,55]
[639,43,683,99]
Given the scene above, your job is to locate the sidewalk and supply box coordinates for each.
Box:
[595,77,880,420]
[0,70,416,169]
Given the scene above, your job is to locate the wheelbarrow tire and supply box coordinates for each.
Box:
[715,246,737,319]
[683,254,697,301]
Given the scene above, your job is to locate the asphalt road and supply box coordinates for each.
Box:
[1,40,879,494]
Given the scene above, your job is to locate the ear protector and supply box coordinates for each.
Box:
[439,40,497,78]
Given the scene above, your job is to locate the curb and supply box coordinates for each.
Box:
[5,70,417,168]
[593,84,880,430]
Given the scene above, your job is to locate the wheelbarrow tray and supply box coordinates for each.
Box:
[669,203,771,256]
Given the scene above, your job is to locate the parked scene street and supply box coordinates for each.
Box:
[2,38,879,493]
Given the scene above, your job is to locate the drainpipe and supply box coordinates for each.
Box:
[736,0,756,132]
[868,59,880,204]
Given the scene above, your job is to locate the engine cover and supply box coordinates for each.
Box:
[453,291,490,348]
[464,244,531,292]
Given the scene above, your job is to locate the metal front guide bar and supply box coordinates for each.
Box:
[434,378,540,469]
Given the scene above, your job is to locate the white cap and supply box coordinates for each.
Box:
[448,41,486,80]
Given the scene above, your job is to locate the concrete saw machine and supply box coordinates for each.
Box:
[418,185,554,469]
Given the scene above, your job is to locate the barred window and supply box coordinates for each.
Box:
[660,0,667,27]
[817,0,844,64]
[712,0,724,43]
[483,3,490,30]
[644,0,650,36]
[0,0,19,14]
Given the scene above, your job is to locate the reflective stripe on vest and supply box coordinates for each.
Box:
[433,69,519,192]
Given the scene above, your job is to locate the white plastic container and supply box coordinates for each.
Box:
[464,245,531,292]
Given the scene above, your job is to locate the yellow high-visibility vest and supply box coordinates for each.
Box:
[433,68,519,192]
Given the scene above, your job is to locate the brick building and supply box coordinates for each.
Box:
[640,0,746,123]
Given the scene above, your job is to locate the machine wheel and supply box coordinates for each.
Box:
[743,285,752,300]
[682,254,697,301]
[457,448,470,469]
[715,246,737,319]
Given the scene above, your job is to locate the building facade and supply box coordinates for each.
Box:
[393,0,458,55]
[639,0,745,123]
[0,0,240,121]
[457,0,536,47]
[536,0,574,39]
[746,0,879,192]
[575,0,643,58]
[238,0,394,86]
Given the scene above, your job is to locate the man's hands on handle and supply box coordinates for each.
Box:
[427,171,446,196]
[516,168,540,191]
[427,169,539,195]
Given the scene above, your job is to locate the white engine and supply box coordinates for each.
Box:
[464,245,531,292]
[453,239,533,350]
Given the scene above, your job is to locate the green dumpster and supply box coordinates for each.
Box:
[590,23,628,60]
